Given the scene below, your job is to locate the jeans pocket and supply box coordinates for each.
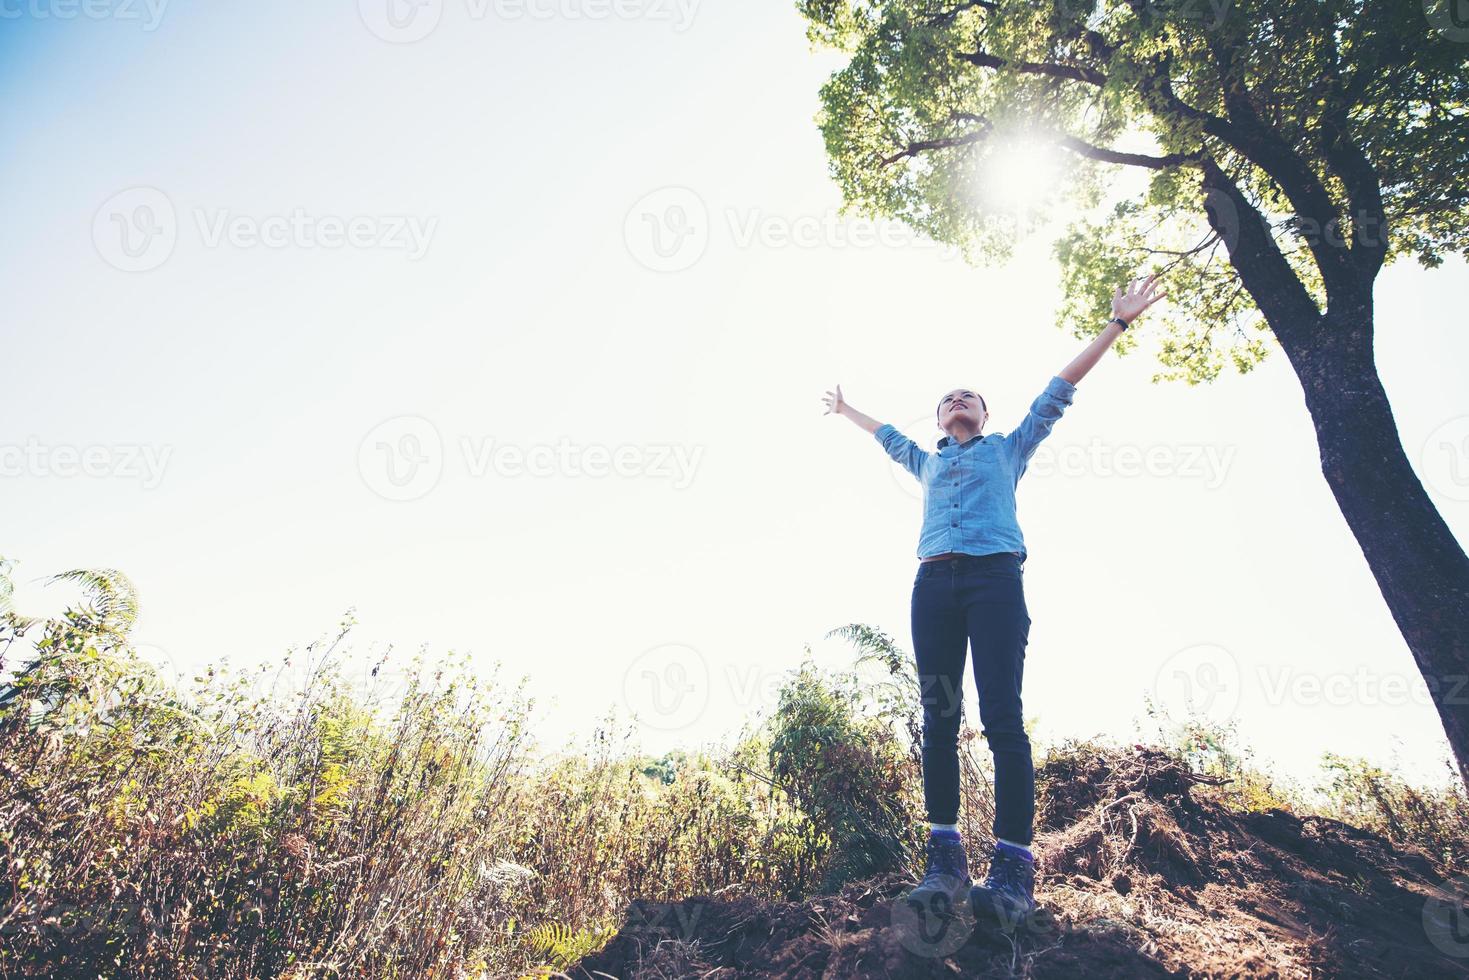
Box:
[963,563,1021,584]
[959,567,1026,614]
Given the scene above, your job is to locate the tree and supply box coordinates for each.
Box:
[799,0,1469,781]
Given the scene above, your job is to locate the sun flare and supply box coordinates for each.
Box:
[974,138,1063,213]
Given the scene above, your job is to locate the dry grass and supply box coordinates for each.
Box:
[3,569,1466,978]
[0,597,832,977]
[0,581,924,977]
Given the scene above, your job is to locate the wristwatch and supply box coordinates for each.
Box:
[1108,316,1130,331]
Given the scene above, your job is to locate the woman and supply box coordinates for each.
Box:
[821,276,1164,923]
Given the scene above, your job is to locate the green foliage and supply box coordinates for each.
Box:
[766,660,918,891]
[1318,753,1469,871]
[1142,701,1303,814]
[47,567,140,637]
[523,920,609,973]
[3,570,1465,976]
[0,585,546,977]
[802,0,1469,381]
[640,748,692,785]
[1142,700,1469,867]
[0,565,832,977]
[825,623,999,844]
[0,557,14,616]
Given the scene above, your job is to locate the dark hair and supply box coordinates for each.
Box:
[935,390,987,423]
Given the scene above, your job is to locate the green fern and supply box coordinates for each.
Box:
[0,557,14,616]
[523,920,609,973]
[50,567,140,636]
[826,623,914,694]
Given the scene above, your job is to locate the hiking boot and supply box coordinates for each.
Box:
[903,831,970,913]
[970,842,1037,928]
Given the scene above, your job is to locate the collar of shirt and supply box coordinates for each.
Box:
[935,432,1001,452]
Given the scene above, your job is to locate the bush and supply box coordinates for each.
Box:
[766,661,918,892]
[4,562,1465,977]
[1141,700,1304,815]
[0,564,829,977]
[1318,753,1469,872]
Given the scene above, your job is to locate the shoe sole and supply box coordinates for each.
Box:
[969,885,1037,932]
[903,877,971,916]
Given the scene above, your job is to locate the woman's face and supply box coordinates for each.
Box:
[936,388,987,436]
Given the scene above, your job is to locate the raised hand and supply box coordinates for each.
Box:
[1058,275,1166,384]
[1112,274,1165,325]
[822,385,847,417]
[823,385,883,434]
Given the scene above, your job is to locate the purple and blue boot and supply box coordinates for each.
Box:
[904,829,971,914]
[969,840,1038,929]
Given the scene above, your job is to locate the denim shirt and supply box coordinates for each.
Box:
[874,375,1077,560]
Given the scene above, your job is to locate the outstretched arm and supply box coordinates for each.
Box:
[1010,276,1166,463]
[1058,275,1165,385]
[823,385,929,480]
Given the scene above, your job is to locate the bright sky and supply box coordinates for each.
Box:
[4,2,1468,790]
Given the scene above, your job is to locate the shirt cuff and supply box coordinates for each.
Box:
[1044,375,1077,403]
[873,423,897,442]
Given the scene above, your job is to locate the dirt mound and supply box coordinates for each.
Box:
[571,747,1469,979]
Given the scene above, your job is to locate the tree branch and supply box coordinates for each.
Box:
[880,122,993,166]
[1052,133,1202,170]
[959,49,1106,87]
[1204,38,1359,297]
[882,114,1197,172]
[1137,54,1233,134]
[1199,157,1322,353]
[1319,27,1390,281]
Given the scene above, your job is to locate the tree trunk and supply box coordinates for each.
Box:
[1198,158,1469,786]
[1282,295,1469,787]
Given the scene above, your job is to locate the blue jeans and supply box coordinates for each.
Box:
[910,552,1034,845]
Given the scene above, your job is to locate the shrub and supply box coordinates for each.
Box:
[4,561,1465,977]
[766,661,917,892]
[0,563,829,976]
[1318,753,1469,872]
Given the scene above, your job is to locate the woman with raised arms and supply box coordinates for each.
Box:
[821,275,1164,924]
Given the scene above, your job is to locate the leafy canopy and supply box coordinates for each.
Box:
[802,0,1469,381]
